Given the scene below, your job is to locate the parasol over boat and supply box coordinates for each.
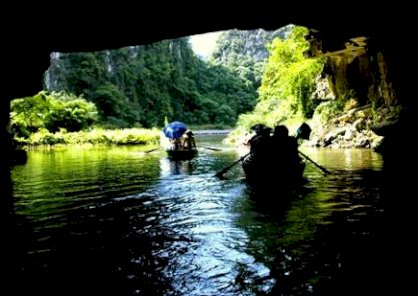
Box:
[163,121,187,139]
[162,121,198,160]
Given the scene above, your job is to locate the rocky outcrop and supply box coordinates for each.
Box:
[306,33,402,150]
[309,104,382,149]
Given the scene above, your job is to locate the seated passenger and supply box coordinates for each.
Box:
[183,130,196,150]
[171,137,183,150]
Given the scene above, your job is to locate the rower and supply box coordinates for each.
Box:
[183,130,196,150]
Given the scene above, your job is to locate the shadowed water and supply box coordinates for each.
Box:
[8,135,387,295]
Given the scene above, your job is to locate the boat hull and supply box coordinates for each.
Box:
[166,149,197,161]
[242,156,305,195]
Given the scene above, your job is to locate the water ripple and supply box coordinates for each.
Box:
[10,143,386,295]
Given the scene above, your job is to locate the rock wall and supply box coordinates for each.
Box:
[306,33,401,149]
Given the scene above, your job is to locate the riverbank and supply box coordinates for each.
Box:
[15,128,161,147]
[15,127,234,149]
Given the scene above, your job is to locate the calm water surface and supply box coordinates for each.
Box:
[10,134,386,295]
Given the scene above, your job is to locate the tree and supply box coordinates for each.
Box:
[236,26,325,131]
[10,91,99,136]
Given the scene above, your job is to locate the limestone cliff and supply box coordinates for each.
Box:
[305,31,401,150]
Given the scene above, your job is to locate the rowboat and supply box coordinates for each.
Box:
[162,121,198,161]
[215,123,325,196]
[240,124,310,195]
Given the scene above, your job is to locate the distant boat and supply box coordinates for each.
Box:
[162,121,198,160]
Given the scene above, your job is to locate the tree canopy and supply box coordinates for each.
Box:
[234,26,325,133]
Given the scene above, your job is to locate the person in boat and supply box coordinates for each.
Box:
[271,124,303,179]
[170,137,183,150]
[252,126,272,162]
[245,124,265,154]
[183,130,197,150]
[243,125,272,178]
[272,125,299,161]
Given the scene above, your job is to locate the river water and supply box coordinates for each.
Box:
[9,134,388,295]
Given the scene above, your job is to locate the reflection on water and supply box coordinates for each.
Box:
[9,138,388,295]
[160,158,196,176]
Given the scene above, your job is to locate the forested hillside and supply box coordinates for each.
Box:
[44,27,292,129]
[211,26,293,90]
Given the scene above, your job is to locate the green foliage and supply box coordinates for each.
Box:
[45,95,98,132]
[45,36,258,129]
[313,100,344,124]
[259,26,324,118]
[309,89,353,128]
[90,82,141,127]
[234,26,325,135]
[10,92,51,137]
[210,26,292,90]
[59,52,105,96]
[29,128,66,145]
[23,128,160,146]
[10,91,98,139]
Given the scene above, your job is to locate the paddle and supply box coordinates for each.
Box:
[202,146,222,151]
[143,147,160,154]
[294,122,331,175]
[298,150,331,174]
[214,152,250,178]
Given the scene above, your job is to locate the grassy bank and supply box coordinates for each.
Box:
[16,128,161,147]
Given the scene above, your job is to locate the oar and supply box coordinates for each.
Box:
[214,152,250,178]
[298,150,331,174]
[143,147,160,154]
[202,146,222,151]
[294,122,330,174]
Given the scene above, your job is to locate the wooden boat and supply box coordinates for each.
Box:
[164,130,198,161]
[240,125,310,195]
[242,154,306,195]
[166,148,198,161]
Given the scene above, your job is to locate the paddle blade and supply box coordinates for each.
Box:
[214,153,249,179]
[203,147,222,151]
[139,147,160,156]
[145,148,160,153]
[214,169,227,179]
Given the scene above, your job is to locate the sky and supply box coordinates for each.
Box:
[189,31,224,59]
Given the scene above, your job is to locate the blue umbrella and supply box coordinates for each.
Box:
[163,121,187,139]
